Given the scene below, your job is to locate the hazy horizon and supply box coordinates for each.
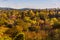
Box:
[0,0,60,9]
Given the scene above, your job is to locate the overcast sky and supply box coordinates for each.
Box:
[0,0,60,9]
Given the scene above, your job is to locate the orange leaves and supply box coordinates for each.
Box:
[0,26,9,37]
[16,26,23,32]
[0,9,60,40]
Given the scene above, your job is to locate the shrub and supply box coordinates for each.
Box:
[13,32,25,40]
[28,27,38,32]
[52,22,60,29]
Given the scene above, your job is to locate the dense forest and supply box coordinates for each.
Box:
[0,8,60,40]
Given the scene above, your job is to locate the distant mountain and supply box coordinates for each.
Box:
[19,8,38,10]
[0,7,32,10]
[0,7,15,10]
[0,7,60,11]
[20,8,31,10]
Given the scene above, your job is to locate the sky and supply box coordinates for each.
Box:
[0,0,60,9]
